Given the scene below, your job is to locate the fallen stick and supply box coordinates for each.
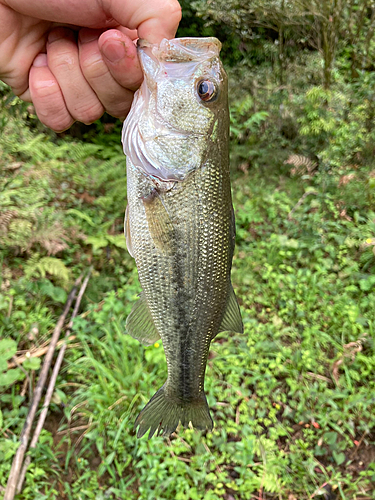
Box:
[4,274,83,500]
[16,267,93,494]
[7,336,77,369]
[287,190,318,220]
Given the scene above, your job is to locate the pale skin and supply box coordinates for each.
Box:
[0,0,181,131]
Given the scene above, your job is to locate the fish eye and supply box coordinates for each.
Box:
[197,79,217,102]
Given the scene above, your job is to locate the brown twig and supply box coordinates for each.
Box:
[288,190,318,220]
[57,424,92,436]
[202,441,223,475]
[310,481,329,499]
[7,295,13,318]
[166,439,192,463]
[350,430,368,459]
[4,274,83,500]
[11,357,32,400]
[20,377,29,398]
[331,337,366,385]
[16,267,92,494]
[306,372,332,383]
[7,336,77,369]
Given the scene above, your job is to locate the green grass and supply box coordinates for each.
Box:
[53,169,375,500]
[1,63,375,499]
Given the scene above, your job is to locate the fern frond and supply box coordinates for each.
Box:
[0,210,17,231]
[284,154,317,176]
[24,254,70,286]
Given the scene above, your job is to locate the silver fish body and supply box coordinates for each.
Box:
[122,37,243,439]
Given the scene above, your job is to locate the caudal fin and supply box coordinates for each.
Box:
[134,385,213,439]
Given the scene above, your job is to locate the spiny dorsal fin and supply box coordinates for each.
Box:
[126,293,161,346]
[216,284,243,337]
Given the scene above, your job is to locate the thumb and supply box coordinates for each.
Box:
[98,29,143,91]
[108,0,182,43]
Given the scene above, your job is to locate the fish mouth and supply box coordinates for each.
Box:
[138,37,222,63]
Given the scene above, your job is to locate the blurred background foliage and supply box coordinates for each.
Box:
[1,0,375,499]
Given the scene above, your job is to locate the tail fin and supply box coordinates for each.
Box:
[134,385,213,439]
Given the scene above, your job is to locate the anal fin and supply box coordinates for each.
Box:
[126,293,161,346]
[216,284,243,337]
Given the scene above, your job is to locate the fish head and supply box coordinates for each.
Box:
[122,37,228,182]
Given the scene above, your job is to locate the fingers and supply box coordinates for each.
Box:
[47,27,104,125]
[3,0,182,132]
[98,30,143,91]
[103,0,182,43]
[3,0,182,42]
[29,26,143,131]
[29,53,74,132]
[31,26,106,131]
[79,28,143,120]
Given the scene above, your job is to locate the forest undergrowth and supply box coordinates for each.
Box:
[1,2,375,498]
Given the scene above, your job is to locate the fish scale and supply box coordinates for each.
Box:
[122,37,243,438]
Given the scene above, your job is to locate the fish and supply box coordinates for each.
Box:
[122,37,243,439]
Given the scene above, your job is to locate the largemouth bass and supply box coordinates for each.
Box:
[122,37,243,439]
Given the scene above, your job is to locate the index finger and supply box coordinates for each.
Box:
[108,0,182,43]
[1,0,182,41]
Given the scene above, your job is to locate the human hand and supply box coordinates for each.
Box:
[0,0,181,131]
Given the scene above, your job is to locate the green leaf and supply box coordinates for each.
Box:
[333,451,346,465]
[39,280,68,303]
[0,339,17,361]
[23,357,41,370]
[359,275,375,291]
[0,358,8,372]
[0,368,25,386]
[85,236,109,251]
[24,256,70,286]
[106,234,127,249]
[50,287,68,303]
[0,439,19,462]
[104,451,116,465]
[66,208,96,226]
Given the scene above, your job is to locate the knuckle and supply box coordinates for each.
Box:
[32,91,74,131]
[106,100,132,119]
[165,0,182,22]
[52,118,75,133]
[39,112,74,132]
[50,53,76,72]
[71,101,104,124]
[80,54,108,81]
[32,79,61,99]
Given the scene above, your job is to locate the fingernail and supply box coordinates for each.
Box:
[102,40,126,63]
[33,53,47,67]
[79,29,100,44]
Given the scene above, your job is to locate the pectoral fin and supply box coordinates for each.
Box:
[143,190,175,253]
[216,284,243,337]
[124,205,134,258]
[126,293,161,346]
